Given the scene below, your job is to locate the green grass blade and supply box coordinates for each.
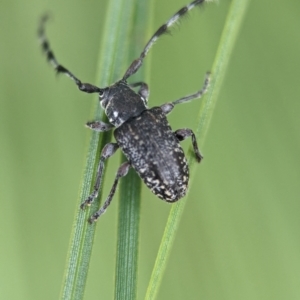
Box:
[115,1,153,300]
[145,0,251,299]
[59,0,141,299]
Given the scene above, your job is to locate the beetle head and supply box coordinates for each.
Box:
[99,81,147,127]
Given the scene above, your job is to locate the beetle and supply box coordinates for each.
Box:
[38,0,211,223]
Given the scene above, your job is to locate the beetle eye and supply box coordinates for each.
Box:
[99,90,104,98]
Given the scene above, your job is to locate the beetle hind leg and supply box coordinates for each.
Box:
[175,129,203,162]
[80,143,119,209]
[89,162,131,223]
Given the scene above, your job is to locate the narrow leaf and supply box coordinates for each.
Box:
[60,0,141,299]
[115,1,153,300]
[145,0,250,299]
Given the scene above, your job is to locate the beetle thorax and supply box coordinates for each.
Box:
[99,81,147,127]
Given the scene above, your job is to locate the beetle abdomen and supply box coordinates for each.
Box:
[114,107,189,202]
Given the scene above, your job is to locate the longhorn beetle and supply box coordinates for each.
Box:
[38,0,211,223]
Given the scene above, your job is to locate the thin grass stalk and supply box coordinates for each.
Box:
[60,0,141,299]
[145,0,250,299]
[115,1,153,299]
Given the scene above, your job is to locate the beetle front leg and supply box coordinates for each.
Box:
[80,143,119,209]
[85,121,114,132]
[89,161,131,223]
[129,82,149,103]
[160,73,210,115]
[175,129,203,163]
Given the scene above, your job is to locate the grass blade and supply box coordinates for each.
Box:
[115,1,153,300]
[59,0,142,299]
[145,0,251,299]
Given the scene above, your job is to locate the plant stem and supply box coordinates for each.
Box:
[115,1,152,299]
[145,0,250,299]
[60,0,142,299]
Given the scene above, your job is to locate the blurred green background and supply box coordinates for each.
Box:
[1,0,300,299]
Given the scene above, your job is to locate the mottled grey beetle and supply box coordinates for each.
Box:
[38,0,211,223]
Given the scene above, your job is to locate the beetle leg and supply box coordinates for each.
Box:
[85,121,114,132]
[80,143,119,209]
[175,129,203,163]
[38,14,102,94]
[128,82,149,103]
[89,161,131,223]
[160,102,175,115]
[160,73,210,115]
[172,73,210,106]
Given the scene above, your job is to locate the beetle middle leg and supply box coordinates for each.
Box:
[80,143,119,209]
[175,129,203,162]
[89,162,131,223]
[159,73,210,162]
